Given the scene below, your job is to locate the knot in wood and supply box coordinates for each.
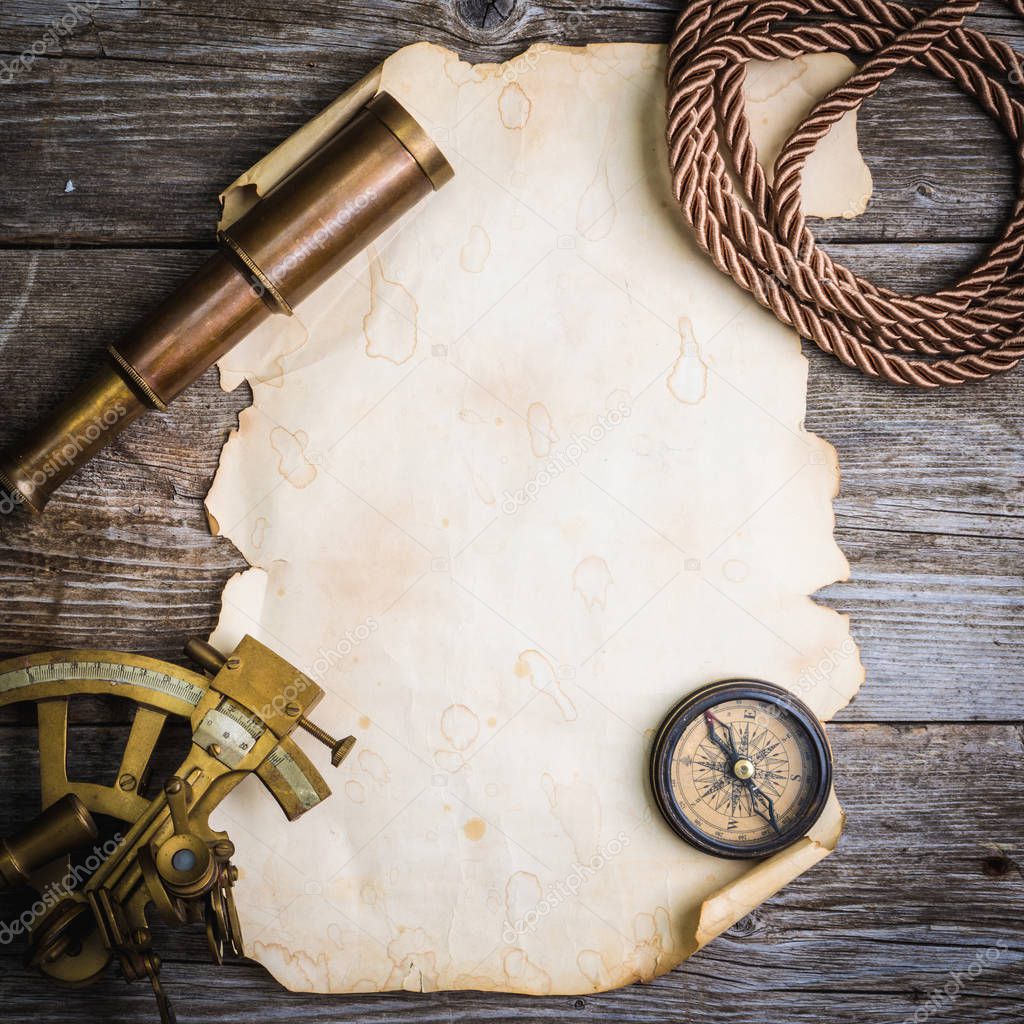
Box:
[454,0,516,30]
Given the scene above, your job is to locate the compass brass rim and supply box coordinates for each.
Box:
[649,679,833,860]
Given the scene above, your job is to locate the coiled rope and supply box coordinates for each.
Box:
[666,0,1024,387]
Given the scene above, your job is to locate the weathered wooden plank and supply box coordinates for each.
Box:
[806,244,1024,548]
[5,0,672,72]
[800,244,1024,719]
[0,964,1019,1024]
[1,3,1022,1024]
[813,66,1018,247]
[0,13,1020,244]
[0,248,247,658]
[0,723,1019,1022]
[1,0,1019,67]
[823,532,1024,721]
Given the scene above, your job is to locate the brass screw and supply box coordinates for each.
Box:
[132,928,151,946]
[298,718,356,768]
[733,758,755,781]
[225,657,241,670]
[284,702,302,717]
[119,773,137,792]
[213,840,235,860]
[208,743,223,758]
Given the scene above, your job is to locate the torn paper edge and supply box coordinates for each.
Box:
[207,41,867,995]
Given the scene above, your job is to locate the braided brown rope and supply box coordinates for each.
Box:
[666,0,1024,387]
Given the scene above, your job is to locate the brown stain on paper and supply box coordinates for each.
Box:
[723,559,750,583]
[667,317,708,405]
[576,909,675,990]
[463,818,487,841]
[363,248,420,364]
[502,948,552,995]
[270,427,318,488]
[498,82,532,129]
[385,928,439,992]
[441,704,480,751]
[577,948,610,989]
[572,556,613,611]
[435,704,480,772]
[504,870,542,923]
[527,402,558,457]
[358,749,390,785]
[624,908,674,982]
[514,650,576,721]
[434,750,465,772]
[460,225,492,273]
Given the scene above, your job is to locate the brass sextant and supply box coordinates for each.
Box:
[0,635,352,1023]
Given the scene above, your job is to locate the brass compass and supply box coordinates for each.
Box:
[0,635,353,1023]
[650,680,833,859]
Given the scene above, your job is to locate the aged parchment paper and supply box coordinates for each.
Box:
[205,43,869,995]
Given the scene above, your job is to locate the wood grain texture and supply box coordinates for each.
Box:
[0,6,1019,244]
[804,248,1024,722]
[0,723,1019,1023]
[0,1,1022,1022]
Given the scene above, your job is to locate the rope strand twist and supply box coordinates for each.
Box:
[666,0,1024,387]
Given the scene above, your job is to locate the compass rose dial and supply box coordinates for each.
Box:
[650,680,833,858]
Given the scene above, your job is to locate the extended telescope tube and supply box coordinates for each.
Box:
[0,92,453,514]
[0,795,99,891]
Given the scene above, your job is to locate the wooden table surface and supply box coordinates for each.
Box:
[0,2,1022,1022]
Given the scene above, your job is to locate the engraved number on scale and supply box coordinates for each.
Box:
[0,658,321,810]
[0,660,207,707]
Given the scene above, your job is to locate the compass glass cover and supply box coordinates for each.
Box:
[650,681,832,859]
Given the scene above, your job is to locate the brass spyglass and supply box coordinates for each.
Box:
[0,92,453,513]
